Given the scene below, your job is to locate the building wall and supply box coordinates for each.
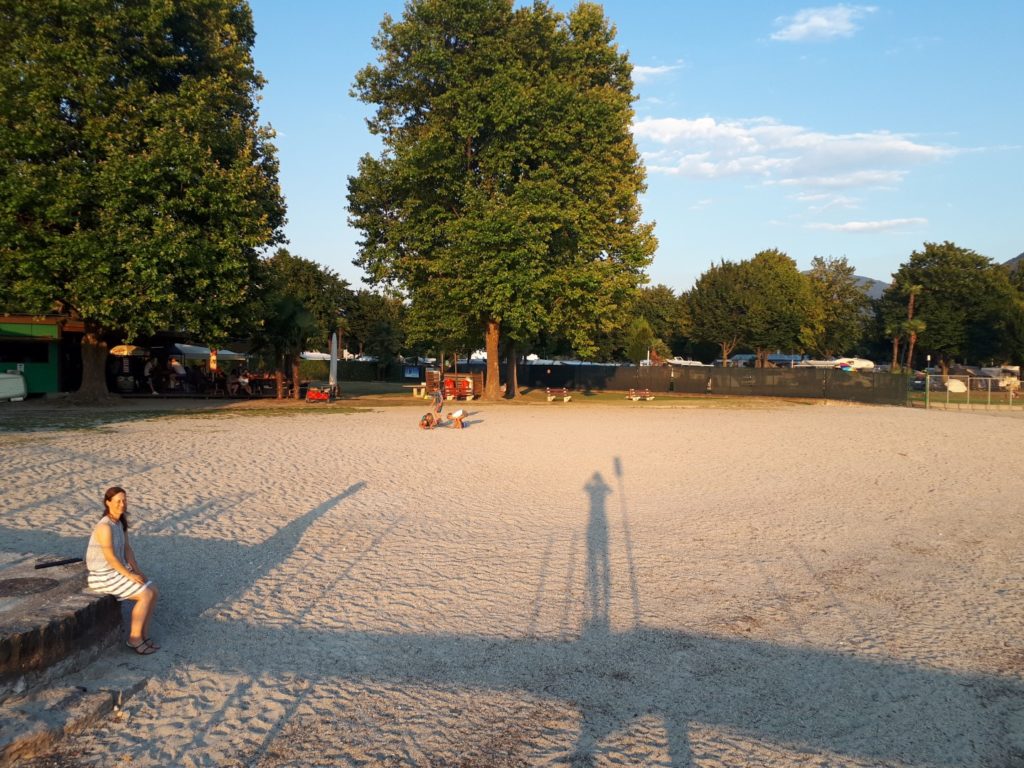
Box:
[0,320,61,394]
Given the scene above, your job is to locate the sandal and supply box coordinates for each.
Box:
[144,637,160,650]
[127,639,158,655]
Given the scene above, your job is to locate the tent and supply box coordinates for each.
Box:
[173,343,246,362]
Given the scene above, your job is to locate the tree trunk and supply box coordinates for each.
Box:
[719,338,737,367]
[275,368,284,400]
[75,322,111,402]
[891,336,900,372]
[505,343,518,399]
[292,356,301,400]
[484,318,501,400]
[905,333,917,371]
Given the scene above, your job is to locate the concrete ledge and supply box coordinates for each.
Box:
[0,672,148,767]
[0,553,121,702]
[0,551,144,766]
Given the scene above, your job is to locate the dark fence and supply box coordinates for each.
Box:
[524,365,909,406]
[330,360,909,406]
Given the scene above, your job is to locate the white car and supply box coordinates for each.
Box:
[666,357,706,367]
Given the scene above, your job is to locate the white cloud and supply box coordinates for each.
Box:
[771,5,877,42]
[772,170,908,188]
[790,191,860,211]
[633,116,953,188]
[633,63,683,83]
[806,217,928,232]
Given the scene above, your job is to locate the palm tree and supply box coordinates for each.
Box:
[902,318,926,370]
[884,318,902,372]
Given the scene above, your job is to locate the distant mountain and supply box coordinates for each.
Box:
[854,275,888,300]
[1003,253,1024,272]
[802,271,888,299]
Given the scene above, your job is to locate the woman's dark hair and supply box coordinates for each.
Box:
[102,486,129,531]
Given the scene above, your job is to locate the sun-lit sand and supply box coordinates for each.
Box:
[2,401,1022,766]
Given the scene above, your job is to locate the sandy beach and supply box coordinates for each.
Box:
[2,400,1022,766]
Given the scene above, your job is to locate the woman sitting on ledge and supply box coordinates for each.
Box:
[85,486,160,655]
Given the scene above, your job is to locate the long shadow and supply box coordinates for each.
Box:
[0,483,367,641]
[5,476,1022,765]
[170,471,1019,765]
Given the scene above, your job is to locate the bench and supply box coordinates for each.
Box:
[403,383,428,398]
[627,388,654,401]
[442,377,476,401]
[546,387,571,402]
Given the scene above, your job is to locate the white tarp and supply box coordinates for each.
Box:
[173,343,246,361]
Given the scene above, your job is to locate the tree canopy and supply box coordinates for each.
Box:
[258,249,350,350]
[688,260,748,365]
[886,241,1022,371]
[249,249,350,397]
[0,0,284,396]
[741,249,814,366]
[346,290,407,363]
[805,256,870,358]
[347,0,655,398]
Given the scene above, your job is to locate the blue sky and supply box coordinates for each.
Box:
[248,1,1023,293]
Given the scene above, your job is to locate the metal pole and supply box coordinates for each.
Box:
[925,355,931,410]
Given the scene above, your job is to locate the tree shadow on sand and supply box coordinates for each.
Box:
[5,472,1022,765]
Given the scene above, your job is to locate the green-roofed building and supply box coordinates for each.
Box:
[0,315,84,395]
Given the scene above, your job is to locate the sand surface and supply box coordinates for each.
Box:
[2,401,1023,766]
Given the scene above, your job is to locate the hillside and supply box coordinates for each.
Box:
[854,275,888,300]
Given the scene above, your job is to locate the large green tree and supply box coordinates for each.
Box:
[688,260,750,366]
[0,0,284,397]
[346,289,407,363]
[347,0,655,399]
[258,249,350,349]
[741,249,814,367]
[632,284,689,356]
[805,255,870,358]
[251,250,350,398]
[886,242,1021,374]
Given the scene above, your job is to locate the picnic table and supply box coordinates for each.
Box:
[403,383,428,398]
[546,387,572,402]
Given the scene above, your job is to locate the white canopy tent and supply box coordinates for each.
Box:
[173,343,247,362]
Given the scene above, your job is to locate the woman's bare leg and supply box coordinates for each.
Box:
[127,586,158,645]
[141,584,158,641]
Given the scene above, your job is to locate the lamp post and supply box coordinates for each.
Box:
[925,354,931,409]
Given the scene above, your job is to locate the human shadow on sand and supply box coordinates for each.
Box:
[4,473,1021,765]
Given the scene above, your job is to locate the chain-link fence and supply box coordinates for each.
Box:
[919,374,1022,409]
